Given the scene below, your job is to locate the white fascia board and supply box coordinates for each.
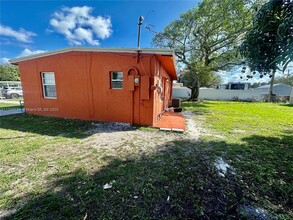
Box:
[10,47,175,64]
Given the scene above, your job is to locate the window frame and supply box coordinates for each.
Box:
[110,71,123,89]
[41,72,57,99]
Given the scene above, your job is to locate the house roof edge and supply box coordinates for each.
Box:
[9,47,175,64]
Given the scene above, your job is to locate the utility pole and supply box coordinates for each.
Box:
[137,16,144,49]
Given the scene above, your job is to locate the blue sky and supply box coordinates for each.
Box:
[0,0,197,61]
[1,0,284,84]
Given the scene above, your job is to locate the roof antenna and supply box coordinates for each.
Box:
[137,16,144,49]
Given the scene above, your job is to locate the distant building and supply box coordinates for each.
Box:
[217,83,250,90]
[256,83,292,97]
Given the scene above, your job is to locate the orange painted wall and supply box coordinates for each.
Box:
[18,51,174,126]
[152,58,173,127]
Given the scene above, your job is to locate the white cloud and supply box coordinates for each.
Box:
[0,24,36,43]
[0,49,46,64]
[50,6,112,46]
[0,58,10,64]
[18,48,47,57]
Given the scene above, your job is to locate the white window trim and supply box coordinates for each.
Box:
[111,71,123,89]
[41,72,57,99]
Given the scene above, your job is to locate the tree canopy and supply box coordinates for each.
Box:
[241,0,292,72]
[274,75,293,86]
[240,0,292,101]
[152,0,260,100]
[0,64,20,81]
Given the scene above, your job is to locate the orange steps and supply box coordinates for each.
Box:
[155,112,186,132]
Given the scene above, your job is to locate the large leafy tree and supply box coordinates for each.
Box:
[0,64,20,81]
[274,75,293,86]
[152,0,260,100]
[240,0,292,102]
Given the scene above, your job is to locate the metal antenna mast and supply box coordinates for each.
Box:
[137,16,144,49]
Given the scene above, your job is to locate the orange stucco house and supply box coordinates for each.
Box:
[10,47,184,129]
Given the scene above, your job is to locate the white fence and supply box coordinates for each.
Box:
[173,87,191,99]
[199,88,263,101]
[0,81,22,88]
[173,85,293,102]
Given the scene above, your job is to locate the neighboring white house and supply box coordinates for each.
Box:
[256,83,292,97]
[172,82,191,99]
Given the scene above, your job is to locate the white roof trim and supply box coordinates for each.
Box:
[10,47,175,64]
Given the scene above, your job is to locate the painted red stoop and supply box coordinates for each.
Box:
[155,112,186,132]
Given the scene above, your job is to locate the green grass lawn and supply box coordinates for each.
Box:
[2,97,24,102]
[0,103,22,110]
[183,101,293,218]
[0,102,292,219]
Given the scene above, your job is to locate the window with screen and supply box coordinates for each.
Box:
[111,72,123,89]
[41,72,57,98]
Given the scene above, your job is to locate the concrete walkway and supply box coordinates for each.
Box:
[0,109,25,117]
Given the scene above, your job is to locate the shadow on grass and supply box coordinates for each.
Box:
[279,104,293,107]
[2,139,243,219]
[182,102,210,109]
[217,132,293,213]
[182,102,211,115]
[0,114,137,139]
[2,133,292,219]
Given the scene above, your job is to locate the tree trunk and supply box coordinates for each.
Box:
[190,74,200,101]
[268,69,276,102]
[289,87,293,104]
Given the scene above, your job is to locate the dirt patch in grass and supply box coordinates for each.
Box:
[0,116,188,218]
